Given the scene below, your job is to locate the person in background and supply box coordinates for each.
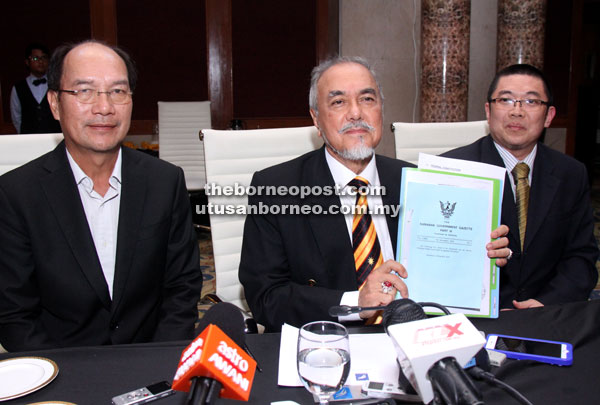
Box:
[10,42,61,134]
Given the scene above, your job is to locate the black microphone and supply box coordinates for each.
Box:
[382,299,483,405]
[328,304,388,317]
[186,302,252,405]
[329,301,451,318]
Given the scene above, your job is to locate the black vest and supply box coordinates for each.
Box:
[14,80,61,134]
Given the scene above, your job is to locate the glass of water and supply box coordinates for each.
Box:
[297,321,350,404]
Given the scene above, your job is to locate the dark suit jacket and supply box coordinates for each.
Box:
[239,147,411,332]
[0,143,203,351]
[443,135,598,307]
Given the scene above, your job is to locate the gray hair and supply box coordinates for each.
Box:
[308,56,384,115]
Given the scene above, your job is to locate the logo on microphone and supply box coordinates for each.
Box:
[172,324,257,401]
[413,323,463,345]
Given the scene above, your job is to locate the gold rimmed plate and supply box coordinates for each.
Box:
[0,356,59,401]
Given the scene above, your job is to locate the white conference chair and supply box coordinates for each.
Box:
[158,101,211,190]
[201,126,323,312]
[0,133,64,176]
[392,120,489,164]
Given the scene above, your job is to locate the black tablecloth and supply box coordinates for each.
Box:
[1,299,599,404]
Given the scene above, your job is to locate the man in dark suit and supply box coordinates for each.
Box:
[10,42,61,134]
[0,40,202,352]
[239,57,510,332]
[444,64,598,309]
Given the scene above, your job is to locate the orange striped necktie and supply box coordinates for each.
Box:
[348,177,383,288]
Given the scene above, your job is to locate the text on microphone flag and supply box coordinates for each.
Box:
[414,322,464,345]
[172,324,257,401]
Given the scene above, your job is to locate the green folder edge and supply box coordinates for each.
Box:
[396,167,503,318]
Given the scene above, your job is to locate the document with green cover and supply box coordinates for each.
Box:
[395,154,505,318]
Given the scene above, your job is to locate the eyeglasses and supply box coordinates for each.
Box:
[58,89,133,104]
[29,55,49,62]
[489,97,549,110]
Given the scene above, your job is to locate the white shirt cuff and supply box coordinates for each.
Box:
[338,290,361,322]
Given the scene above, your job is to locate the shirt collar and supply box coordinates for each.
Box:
[493,141,537,174]
[26,74,47,84]
[66,148,122,193]
[324,147,379,187]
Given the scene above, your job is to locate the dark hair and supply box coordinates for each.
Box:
[47,39,137,92]
[25,42,50,58]
[487,64,553,106]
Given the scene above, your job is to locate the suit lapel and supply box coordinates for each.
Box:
[305,149,357,289]
[376,156,403,255]
[41,143,111,308]
[523,146,560,250]
[479,136,520,247]
[111,148,146,312]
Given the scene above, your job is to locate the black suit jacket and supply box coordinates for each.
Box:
[239,148,411,332]
[443,135,598,307]
[0,143,203,351]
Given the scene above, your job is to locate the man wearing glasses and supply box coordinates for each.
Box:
[444,64,598,309]
[0,40,203,351]
[10,43,61,134]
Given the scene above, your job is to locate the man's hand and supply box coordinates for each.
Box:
[487,224,511,267]
[358,260,407,319]
[512,299,544,309]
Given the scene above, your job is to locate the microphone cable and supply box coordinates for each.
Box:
[417,301,451,315]
[467,367,533,405]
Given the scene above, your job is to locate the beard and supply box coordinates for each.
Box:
[321,120,376,161]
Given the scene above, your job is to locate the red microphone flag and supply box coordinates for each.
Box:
[172,324,257,401]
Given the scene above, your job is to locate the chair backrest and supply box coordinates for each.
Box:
[202,126,323,311]
[0,133,64,176]
[392,120,489,164]
[158,101,211,190]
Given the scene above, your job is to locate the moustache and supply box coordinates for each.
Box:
[338,121,375,134]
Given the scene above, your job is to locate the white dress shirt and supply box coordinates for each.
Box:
[493,142,536,202]
[324,149,394,321]
[67,149,122,299]
[10,74,49,133]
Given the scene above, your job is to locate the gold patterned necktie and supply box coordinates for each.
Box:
[512,163,530,251]
[348,177,383,287]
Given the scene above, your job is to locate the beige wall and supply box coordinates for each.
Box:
[468,0,497,122]
[341,0,421,158]
[340,0,565,156]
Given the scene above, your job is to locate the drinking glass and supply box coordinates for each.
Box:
[297,321,350,404]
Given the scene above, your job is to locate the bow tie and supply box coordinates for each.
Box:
[32,78,47,86]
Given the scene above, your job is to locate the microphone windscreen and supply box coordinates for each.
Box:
[195,302,246,347]
[382,298,426,332]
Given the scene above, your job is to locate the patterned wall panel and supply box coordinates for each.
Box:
[420,0,471,122]
[496,0,547,70]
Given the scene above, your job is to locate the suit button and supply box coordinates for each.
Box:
[307,279,317,287]
[110,322,119,330]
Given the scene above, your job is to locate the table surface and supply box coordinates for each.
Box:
[1,299,599,405]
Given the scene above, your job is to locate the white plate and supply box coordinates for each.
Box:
[0,357,59,401]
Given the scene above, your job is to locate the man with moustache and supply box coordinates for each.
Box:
[239,57,510,332]
[444,64,598,309]
[0,40,202,351]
